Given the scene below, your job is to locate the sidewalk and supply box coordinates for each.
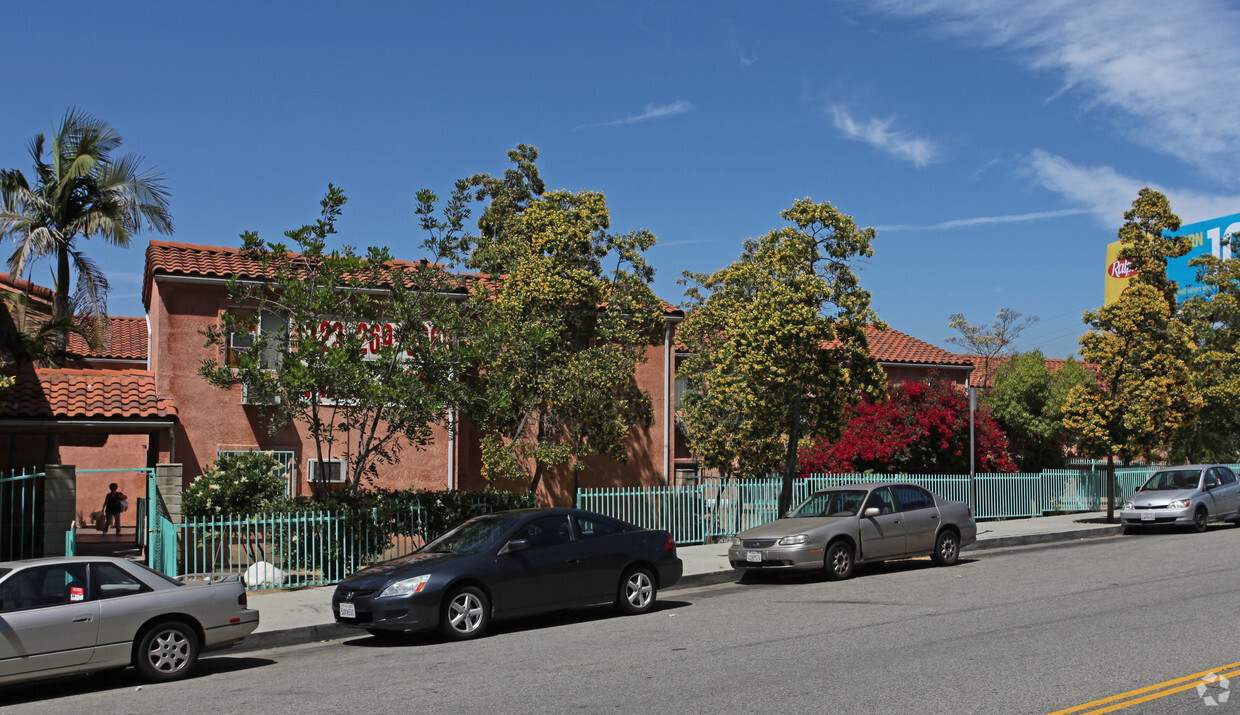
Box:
[235,511,1120,652]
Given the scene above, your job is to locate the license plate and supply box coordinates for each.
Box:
[746,551,762,563]
[1141,512,1155,522]
[339,602,356,618]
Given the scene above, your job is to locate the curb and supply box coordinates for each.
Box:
[228,525,1121,654]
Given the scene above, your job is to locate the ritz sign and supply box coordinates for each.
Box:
[1104,211,1240,305]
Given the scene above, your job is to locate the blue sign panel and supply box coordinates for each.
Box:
[1168,212,1240,303]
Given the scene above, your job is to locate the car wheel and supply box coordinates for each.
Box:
[823,541,854,581]
[931,529,960,566]
[439,586,489,640]
[135,620,199,682]
[1193,507,1209,533]
[617,566,657,615]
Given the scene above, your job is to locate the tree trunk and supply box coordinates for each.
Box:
[1106,453,1115,523]
[52,245,71,362]
[777,392,803,515]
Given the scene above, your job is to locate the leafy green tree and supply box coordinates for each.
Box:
[200,185,474,494]
[983,351,1095,471]
[417,146,664,499]
[679,198,887,514]
[0,108,171,358]
[946,307,1037,387]
[1062,189,1201,520]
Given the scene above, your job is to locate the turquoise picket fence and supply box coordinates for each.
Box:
[0,468,44,560]
[576,466,1240,545]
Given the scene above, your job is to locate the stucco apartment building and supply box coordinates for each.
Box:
[0,240,974,513]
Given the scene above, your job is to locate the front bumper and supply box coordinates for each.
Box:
[727,543,824,570]
[333,587,441,633]
[1119,507,1194,526]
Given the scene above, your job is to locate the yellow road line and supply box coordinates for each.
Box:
[1048,662,1240,715]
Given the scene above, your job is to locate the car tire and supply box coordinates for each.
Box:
[134,620,199,682]
[931,529,960,566]
[1193,507,1209,533]
[823,541,854,581]
[439,586,489,640]
[616,566,657,615]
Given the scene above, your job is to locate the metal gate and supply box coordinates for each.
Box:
[147,468,177,576]
[0,469,44,560]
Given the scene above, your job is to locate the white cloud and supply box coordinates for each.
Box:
[575,101,693,130]
[864,0,1240,182]
[1028,149,1240,226]
[830,105,939,167]
[877,207,1090,232]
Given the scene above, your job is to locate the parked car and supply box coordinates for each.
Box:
[1120,464,1240,534]
[0,556,258,687]
[728,482,977,579]
[332,508,682,640]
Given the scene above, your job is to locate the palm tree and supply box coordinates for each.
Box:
[0,108,172,362]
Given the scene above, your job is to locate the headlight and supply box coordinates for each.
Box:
[1123,502,1134,510]
[379,574,431,598]
[731,536,742,546]
[1169,499,1191,509]
[778,534,809,546]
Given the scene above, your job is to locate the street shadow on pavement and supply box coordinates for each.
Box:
[0,655,276,707]
[342,599,694,648]
[735,558,981,586]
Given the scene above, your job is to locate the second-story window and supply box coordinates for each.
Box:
[227,309,286,369]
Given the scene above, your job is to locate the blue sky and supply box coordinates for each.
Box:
[5,0,1240,360]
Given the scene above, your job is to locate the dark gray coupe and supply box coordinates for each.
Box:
[333,508,682,640]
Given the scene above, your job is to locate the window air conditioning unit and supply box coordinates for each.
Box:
[242,384,281,405]
[307,459,347,483]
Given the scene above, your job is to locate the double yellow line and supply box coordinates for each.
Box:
[1049,661,1240,714]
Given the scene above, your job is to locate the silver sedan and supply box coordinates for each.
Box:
[1120,464,1240,533]
[728,482,977,580]
[0,556,258,687]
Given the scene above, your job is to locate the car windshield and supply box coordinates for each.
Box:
[422,514,522,554]
[1141,469,1202,491]
[789,490,868,518]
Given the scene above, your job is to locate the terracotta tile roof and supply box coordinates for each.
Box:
[960,354,1097,388]
[143,239,685,317]
[0,369,176,420]
[0,272,54,304]
[865,326,973,367]
[67,316,148,361]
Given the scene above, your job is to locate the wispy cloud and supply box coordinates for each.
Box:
[575,101,693,130]
[1028,149,1240,226]
[724,25,757,66]
[830,105,939,167]
[863,0,1240,182]
[877,207,1090,232]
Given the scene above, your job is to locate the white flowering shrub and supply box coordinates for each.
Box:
[183,452,287,517]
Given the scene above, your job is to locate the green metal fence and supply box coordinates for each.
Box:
[0,469,44,560]
[577,467,1240,545]
[177,507,429,589]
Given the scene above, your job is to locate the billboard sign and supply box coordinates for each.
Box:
[1104,211,1240,305]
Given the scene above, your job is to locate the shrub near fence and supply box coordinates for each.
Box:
[177,489,535,589]
[578,467,1240,545]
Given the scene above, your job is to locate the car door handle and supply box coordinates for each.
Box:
[893,520,901,525]
[567,558,582,564]
[73,616,93,623]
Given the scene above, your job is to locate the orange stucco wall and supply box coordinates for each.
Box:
[150,277,678,506]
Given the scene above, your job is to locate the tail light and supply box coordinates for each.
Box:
[238,591,248,608]
[967,507,973,519]
[664,534,676,551]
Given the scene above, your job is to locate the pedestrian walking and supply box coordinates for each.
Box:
[102,483,128,536]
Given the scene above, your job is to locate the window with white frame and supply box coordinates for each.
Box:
[227,309,286,369]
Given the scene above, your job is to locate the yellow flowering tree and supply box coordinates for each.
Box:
[1062,189,1202,520]
[419,146,664,497]
[679,198,886,514]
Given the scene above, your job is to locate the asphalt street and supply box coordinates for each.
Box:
[5,526,1240,714]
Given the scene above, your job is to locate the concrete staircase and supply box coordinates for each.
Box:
[72,526,143,560]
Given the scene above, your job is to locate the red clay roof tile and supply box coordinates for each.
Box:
[67,316,148,361]
[864,326,973,367]
[1,369,176,419]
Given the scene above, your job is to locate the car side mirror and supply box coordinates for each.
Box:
[864,507,880,518]
[501,539,530,555]
[1205,482,1218,491]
